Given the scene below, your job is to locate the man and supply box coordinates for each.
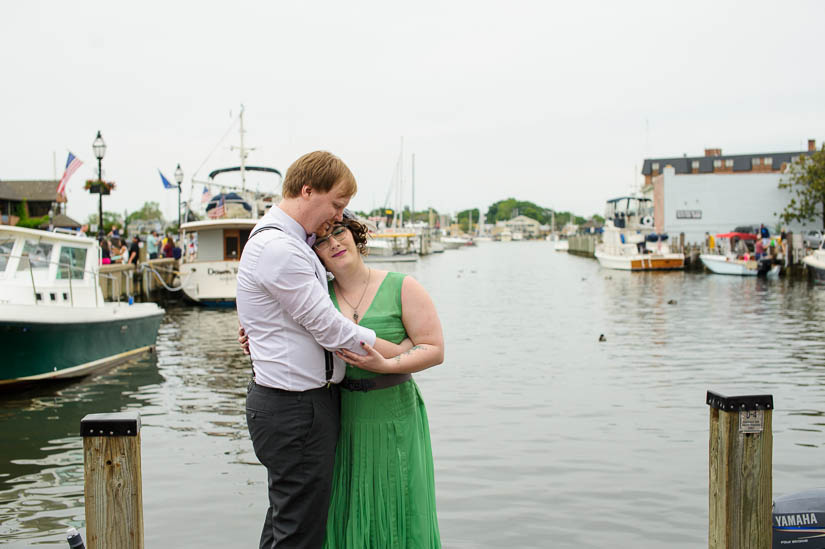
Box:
[147,230,159,260]
[237,151,407,549]
[127,235,140,265]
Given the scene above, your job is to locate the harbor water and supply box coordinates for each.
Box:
[2,242,825,547]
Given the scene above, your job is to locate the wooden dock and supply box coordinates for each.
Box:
[99,259,177,302]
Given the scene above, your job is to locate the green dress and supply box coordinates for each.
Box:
[324,272,441,548]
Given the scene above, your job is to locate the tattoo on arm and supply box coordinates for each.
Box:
[395,345,426,364]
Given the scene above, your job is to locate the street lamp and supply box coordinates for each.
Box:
[92,131,107,239]
[174,163,183,237]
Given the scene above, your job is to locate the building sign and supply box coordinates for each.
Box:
[676,210,702,219]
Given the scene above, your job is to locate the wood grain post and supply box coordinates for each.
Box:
[81,411,144,549]
[707,391,773,549]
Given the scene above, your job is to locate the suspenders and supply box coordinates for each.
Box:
[247,225,334,385]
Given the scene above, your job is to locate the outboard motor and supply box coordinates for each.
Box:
[773,489,825,547]
[758,258,774,275]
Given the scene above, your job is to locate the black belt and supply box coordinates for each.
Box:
[340,373,412,392]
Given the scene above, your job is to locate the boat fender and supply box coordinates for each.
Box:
[641,216,653,227]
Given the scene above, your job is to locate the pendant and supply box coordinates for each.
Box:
[353,311,359,322]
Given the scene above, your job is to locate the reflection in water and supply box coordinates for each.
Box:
[2,246,825,548]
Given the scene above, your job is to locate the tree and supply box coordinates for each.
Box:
[778,145,825,230]
[125,201,164,226]
[455,208,480,232]
[15,200,50,229]
[86,212,124,236]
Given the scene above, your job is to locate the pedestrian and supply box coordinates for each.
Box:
[128,235,140,265]
[147,230,159,260]
[100,238,111,265]
[162,237,174,258]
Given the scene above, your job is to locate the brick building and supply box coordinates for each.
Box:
[639,140,820,242]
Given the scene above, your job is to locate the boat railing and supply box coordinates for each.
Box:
[0,250,136,308]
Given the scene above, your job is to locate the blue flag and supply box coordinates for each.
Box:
[158,169,175,189]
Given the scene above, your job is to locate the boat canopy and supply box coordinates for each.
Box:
[715,232,758,240]
[208,166,282,180]
[205,192,253,213]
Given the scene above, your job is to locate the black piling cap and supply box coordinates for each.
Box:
[706,390,773,412]
[80,411,141,437]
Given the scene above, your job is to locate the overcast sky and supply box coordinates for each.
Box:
[2,0,824,224]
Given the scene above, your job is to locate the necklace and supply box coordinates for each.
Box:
[337,268,371,322]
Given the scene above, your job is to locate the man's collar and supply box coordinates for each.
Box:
[271,206,313,243]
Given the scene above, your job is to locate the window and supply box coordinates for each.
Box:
[224,230,240,260]
[764,157,773,166]
[652,162,660,170]
[691,160,700,170]
[725,159,734,168]
[16,240,53,280]
[0,238,15,274]
[57,246,87,280]
[713,159,722,168]
[752,157,761,166]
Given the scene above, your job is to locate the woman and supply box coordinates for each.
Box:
[100,238,111,265]
[110,238,128,264]
[313,216,444,548]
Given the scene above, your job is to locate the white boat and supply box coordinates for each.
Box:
[180,107,282,306]
[499,230,512,242]
[700,232,779,276]
[364,232,419,263]
[512,231,524,241]
[554,239,569,252]
[0,226,164,387]
[442,236,471,249]
[594,196,684,271]
[802,243,825,283]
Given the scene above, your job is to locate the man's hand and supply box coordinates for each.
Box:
[335,342,393,374]
[238,324,250,355]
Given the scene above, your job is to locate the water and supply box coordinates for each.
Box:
[2,242,825,547]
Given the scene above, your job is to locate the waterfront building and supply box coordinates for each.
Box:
[1,180,61,221]
[641,140,820,243]
[495,215,541,238]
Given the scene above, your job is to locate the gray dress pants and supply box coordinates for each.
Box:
[246,381,340,549]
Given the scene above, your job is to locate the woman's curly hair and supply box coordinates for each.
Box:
[340,218,370,255]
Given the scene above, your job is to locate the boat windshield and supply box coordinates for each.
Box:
[15,240,53,281]
[0,237,14,273]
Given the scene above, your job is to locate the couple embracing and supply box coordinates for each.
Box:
[237,151,443,549]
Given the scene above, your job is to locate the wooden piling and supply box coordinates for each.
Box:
[707,391,773,549]
[81,411,144,549]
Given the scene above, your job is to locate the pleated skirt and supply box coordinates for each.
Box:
[324,379,441,548]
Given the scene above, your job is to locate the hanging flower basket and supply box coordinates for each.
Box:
[84,180,116,195]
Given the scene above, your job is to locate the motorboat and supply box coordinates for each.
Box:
[442,236,472,249]
[180,171,281,306]
[0,226,164,387]
[364,232,419,263]
[700,232,779,276]
[179,106,282,306]
[802,239,825,283]
[594,196,684,271]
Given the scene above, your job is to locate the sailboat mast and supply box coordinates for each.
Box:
[411,153,415,226]
[239,104,247,192]
[398,136,404,228]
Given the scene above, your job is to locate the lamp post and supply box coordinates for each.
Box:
[92,131,107,239]
[174,163,183,240]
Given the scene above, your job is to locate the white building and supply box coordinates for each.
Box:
[652,166,816,243]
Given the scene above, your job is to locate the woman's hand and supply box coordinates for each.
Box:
[238,324,250,355]
[335,342,393,374]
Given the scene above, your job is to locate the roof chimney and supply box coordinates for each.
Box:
[809,139,816,152]
[704,148,722,157]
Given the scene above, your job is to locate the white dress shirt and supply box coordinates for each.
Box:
[236,206,376,390]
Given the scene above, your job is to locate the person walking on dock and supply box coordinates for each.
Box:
[236,151,411,549]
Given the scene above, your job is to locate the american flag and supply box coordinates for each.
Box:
[208,194,226,218]
[201,186,212,204]
[57,152,83,196]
